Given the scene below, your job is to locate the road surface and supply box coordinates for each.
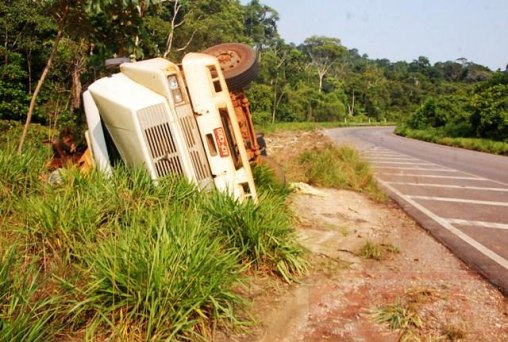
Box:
[326,126,508,294]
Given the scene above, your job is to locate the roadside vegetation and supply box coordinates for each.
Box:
[395,126,508,155]
[298,144,386,202]
[397,71,508,155]
[0,123,306,340]
[258,120,394,134]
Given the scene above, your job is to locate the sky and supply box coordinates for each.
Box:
[244,0,508,71]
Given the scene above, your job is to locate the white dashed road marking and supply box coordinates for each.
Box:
[444,219,508,230]
[379,173,487,180]
[363,147,508,271]
[378,179,508,270]
[408,196,508,207]
[385,182,508,192]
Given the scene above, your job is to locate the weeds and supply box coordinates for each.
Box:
[0,145,47,217]
[373,287,448,341]
[359,241,383,260]
[373,299,422,340]
[359,241,400,260]
[299,144,386,202]
[252,160,291,198]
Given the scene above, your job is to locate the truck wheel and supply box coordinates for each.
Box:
[258,155,286,186]
[202,43,258,91]
[256,133,268,156]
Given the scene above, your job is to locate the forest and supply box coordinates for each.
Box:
[1,0,507,141]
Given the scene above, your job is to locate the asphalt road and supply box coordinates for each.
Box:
[326,126,508,294]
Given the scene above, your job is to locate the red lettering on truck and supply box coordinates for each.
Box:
[213,127,230,157]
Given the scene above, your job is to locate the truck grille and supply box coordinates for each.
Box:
[175,105,212,182]
[138,104,184,178]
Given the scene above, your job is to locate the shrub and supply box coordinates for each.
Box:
[470,84,508,140]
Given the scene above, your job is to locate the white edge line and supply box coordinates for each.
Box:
[408,195,508,207]
[444,219,508,230]
[378,179,508,269]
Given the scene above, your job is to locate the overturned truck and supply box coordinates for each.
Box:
[83,44,265,202]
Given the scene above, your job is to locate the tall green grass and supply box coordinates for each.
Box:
[204,191,306,283]
[0,122,306,339]
[0,145,47,217]
[65,204,243,340]
[0,245,61,341]
[299,144,386,202]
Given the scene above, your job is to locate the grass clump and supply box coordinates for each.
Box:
[0,145,47,217]
[299,144,386,202]
[373,287,447,341]
[252,161,291,198]
[359,241,400,260]
[204,191,307,283]
[359,241,383,260]
[373,299,422,339]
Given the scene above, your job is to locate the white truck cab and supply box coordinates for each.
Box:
[83,51,257,202]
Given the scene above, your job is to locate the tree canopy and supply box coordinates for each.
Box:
[1,0,506,142]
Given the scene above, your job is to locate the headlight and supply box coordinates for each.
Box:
[167,75,184,104]
[168,75,179,90]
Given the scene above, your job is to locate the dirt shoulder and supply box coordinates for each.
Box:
[236,130,508,341]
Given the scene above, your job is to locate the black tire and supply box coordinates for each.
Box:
[256,133,267,156]
[202,43,258,91]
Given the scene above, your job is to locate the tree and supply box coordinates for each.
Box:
[17,0,69,154]
[255,41,306,122]
[1,0,57,121]
[174,0,246,53]
[243,0,279,51]
[301,36,346,93]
